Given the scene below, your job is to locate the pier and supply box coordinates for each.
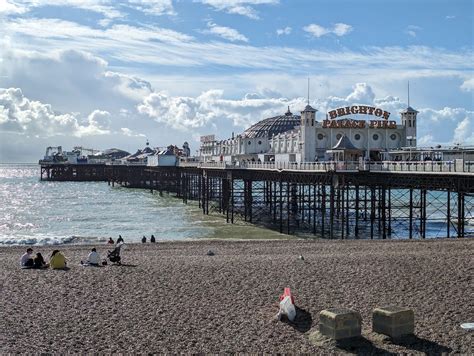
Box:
[40,161,474,239]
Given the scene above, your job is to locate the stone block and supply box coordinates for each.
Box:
[319,308,362,340]
[372,306,414,338]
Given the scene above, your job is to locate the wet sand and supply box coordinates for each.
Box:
[0,239,473,354]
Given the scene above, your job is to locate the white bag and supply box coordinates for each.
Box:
[279,295,296,322]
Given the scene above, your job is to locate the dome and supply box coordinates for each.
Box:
[242,109,301,138]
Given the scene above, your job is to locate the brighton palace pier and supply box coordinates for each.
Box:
[40,101,473,239]
[200,103,430,163]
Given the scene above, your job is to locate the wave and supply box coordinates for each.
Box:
[0,235,109,246]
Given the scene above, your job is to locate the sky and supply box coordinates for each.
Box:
[0,0,473,162]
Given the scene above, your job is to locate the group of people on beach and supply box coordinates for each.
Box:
[107,234,156,244]
[20,248,67,269]
[20,234,155,269]
[20,246,110,269]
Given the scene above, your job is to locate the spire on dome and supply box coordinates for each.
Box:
[285,106,292,116]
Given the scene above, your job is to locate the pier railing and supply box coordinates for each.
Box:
[186,160,474,174]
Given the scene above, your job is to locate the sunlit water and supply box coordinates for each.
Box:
[0,164,284,245]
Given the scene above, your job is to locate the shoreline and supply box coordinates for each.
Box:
[1,238,472,354]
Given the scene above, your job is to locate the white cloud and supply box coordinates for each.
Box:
[125,0,175,16]
[196,0,279,19]
[0,48,154,114]
[121,127,146,137]
[304,22,353,38]
[453,117,472,144]
[2,18,471,75]
[0,88,110,137]
[276,26,291,36]
[406,25,421,38]
[0,0,27,15]
[0,0,175,20]
[138,89,300,130]
[446,15,455,20]
[460,78,474,92]
[205,22,248,42]
[333,23,353,36]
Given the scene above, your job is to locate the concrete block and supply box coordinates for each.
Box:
[372,306,414,338]
[319,308,362,340]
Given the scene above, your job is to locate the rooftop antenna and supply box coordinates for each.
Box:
[307,77,310,105]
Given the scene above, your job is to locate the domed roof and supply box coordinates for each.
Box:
[242,108,301,138]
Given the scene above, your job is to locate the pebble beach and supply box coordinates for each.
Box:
[1,238,473,354]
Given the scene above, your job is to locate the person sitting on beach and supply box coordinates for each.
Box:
[108,237,114,244]
[150,235,156,243]
[20,248,34,268]
[116,235,124,244]
[86,248,100,266]
[141,236,147,243]
[49,250,67,269]
[33,252,48,269]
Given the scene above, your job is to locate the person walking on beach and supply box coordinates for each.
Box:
[117,235,124,244]
[150,235,156,243]
[33,252,48,269]
[49,250,67,269]
[141,236,147,243]
[20,248,34,268]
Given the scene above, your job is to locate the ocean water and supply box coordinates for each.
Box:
[0,164,284,245]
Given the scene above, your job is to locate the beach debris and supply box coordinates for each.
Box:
[461,323,474,330]
[372,306,414,338]
[206,250,215,256]
[278,287,296,322]
[319,308,362,340]
[298,255,304,261]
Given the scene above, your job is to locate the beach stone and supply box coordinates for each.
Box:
[372,306,414,338]
[319,308,361,340]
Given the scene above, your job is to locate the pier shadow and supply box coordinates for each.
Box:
[390,334,452,354]
[281,306,312,333]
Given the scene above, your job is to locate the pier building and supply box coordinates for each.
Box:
[200,102,416,163]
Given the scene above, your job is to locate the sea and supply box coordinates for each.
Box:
[0,164,283,245]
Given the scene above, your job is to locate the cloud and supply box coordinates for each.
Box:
[453,117,472,144]
[276,26,291,36]
[124,0,175,16]
[0,0,27,15]
[138,89,301,130]
[121,127,146,137]
[460,78,474,92]
[0,88,110,137]
[0,0,176,20]
[446,15,455,20]
[196,0,279,19]
[333,23,353,36]
[304,23,353,38]
[2,17,472,76]
[1,0,122,19]
[204,22,248,42]
[0,48,154,114]
[406,25,421,38]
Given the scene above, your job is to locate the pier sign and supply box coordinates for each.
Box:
[200,134,216,143]
[323,105,397,129]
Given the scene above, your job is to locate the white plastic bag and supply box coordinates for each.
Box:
[279,295,296,322]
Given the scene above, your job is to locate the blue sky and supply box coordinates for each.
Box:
[0,0,472,161]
